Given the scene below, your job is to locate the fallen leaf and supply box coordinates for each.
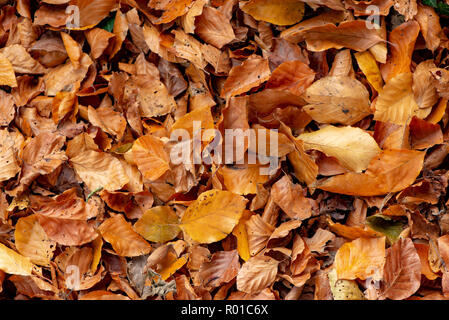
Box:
[134,206,181,243]
[299,125,381,172]
[316,149,425,196]
[180,190,247,244]
[241,0,305,26]
[98,214,152,257]
[236,254,279,294]
[380,238,421,300]
[334,237,386,281]
[303,76,371,125]
[195,6,235,49]
[221,56,271,98]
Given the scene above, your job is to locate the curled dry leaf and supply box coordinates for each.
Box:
[271,175,312,220]
[195,6,235,49]
[302,21,384,52]
[198,249,240,289]
[266,60,315,96]
[381,21,420,82]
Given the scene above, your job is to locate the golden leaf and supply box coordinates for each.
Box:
[354,50,384,92]
[232,210,253,261]
[374,72,419,125]
[0,243,34,276]
[134,206,181,243]
[0,52,17,87]
[335,237,386,281]
[299,125,381,173]
[180,190,247,244]
[14,215,56,266]
[241,0,305,26]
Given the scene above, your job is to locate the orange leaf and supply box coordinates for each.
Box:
[316,149,425,196]
[334,237,385,280]
[98,214,152,257]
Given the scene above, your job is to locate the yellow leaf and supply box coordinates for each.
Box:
[0,129,20,182]
[299,125,381,173]
[15,215,56,266]
[0,52,17,87]
[374,72,419,125]
[328,268,365,300]
[134,206,181,243]
[232,210,253,261]
[241,0,305,26]
[335,237,386,281]
[354,51,383,92]
[0,243,34,275]
[180,190,248,244]
[90,235,103,274]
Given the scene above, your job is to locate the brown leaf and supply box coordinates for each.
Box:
[98,214,152,257]
[316,149,425,196]
[271,176,312,220]
[198,250,239,289]
[380,238,421,300]
[195,6,235,49]
[221,56,271,98]
[302,21,384,52]
[236,254,279,294]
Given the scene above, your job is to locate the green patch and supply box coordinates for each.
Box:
[422,0,449,15]
[366,214,405,244]
[98,12,116,32]
[111,142,133,154]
